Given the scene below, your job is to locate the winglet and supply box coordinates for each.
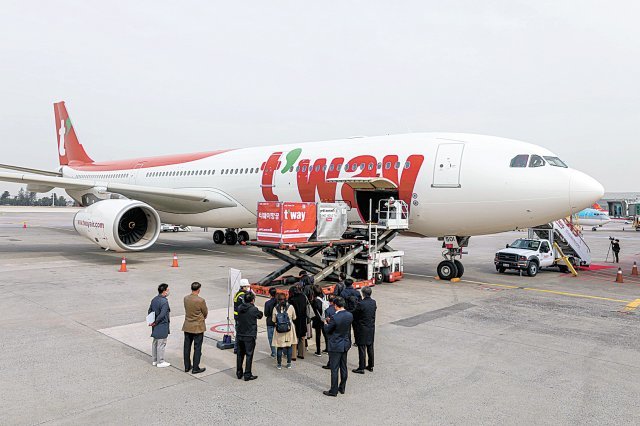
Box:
[54,101,94,166]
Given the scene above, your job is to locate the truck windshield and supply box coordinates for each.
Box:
[509,239,540,250]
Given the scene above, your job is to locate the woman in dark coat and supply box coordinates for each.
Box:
[288,285,307,360]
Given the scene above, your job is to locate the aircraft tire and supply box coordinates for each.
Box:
[213,230,225,244]
[237,230,250,243]
[437,260,458,281]
[225,230,238,245]
[454,260,464,278]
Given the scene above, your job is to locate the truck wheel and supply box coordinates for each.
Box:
[213,230,224,244]
[454,260,464,278]
[496,265,506,273]
[527,261,538,277]
[437,260,458,281]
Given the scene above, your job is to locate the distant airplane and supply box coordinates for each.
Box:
[574,208,611,230]
[0,101,604,280]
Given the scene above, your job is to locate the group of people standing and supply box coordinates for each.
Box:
[255,273,378,396]
[147,273,378,396]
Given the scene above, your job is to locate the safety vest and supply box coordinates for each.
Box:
[233,290,246,317]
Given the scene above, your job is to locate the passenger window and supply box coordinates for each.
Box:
[385,162,391,170]
[377,162,382,170]
[529,155,545,168]
[394,162,400,169]
[405,161,411,169]
[245,168,249,173]
[510,155,529,168]
[360,163,365,170]
[315,165,320,172]
[329,164,334,171]
[337,164,342,171]
[290,167,293,172]
[368,163,373,170]
[302,166,307,172]
[352,164,357,172]
[296,166,300,172]
[323,165,327,172]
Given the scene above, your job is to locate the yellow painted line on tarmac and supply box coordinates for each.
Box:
[622,299,640,312]
[404,272,631,304]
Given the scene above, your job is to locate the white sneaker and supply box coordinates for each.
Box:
[152,361,157,366]
[157,362,171,368]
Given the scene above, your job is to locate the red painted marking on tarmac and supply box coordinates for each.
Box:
[578,264,616,271]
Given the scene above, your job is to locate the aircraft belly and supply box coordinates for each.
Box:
[158,204,255,228]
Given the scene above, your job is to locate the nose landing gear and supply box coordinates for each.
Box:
[436,236,469,280]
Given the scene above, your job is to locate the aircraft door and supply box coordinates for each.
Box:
[130,162,145,185]
[432,143,464,188]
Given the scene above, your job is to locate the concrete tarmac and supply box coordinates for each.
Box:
[1,208,639,425]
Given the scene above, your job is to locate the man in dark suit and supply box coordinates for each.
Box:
[235,292,264,381]
[323,296,353,397]
[352,286,376,374]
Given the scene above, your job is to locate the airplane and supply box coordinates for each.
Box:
[0,101,604,280]
[573,207,611,230]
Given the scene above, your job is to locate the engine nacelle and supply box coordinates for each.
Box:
[73,199,161,252]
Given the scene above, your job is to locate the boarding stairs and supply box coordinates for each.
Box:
[529,218,591,266]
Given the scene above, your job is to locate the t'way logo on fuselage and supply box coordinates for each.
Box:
[260,150,425,208]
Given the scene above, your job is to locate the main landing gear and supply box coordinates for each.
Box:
[213,229,250,245]
[436,236,469,281]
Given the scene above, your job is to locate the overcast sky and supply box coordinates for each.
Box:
[0,1,638,194]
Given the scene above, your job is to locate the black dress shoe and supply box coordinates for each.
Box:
[322,349,328,353]
[338,388,345,394]
[236,372,243,380]
[192,367,206,374]
[366,367,374,372]
[244,375,258,381]
[322,365,331,370]
[352,369,365,374]
[298,356,304,360]
[323,391,337,397]
[185,366,192,372]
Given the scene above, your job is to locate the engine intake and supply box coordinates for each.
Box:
[74,199,161,252]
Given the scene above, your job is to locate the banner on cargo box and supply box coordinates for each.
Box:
[281,202,317,243]
[256,202,282,242]
[316,202,349,241]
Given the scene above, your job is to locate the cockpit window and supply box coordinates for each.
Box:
[510,154,529,168]
[529,155,545,168]
[543,156,568,168]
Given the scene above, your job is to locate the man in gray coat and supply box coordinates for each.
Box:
[148,283,171,368]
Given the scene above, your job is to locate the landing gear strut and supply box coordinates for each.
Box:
[436,236,469,280]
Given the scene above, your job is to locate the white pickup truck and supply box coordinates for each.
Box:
[494,238,567,277]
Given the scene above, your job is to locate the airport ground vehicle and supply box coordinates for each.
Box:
[495,219,591,277]
[160,224,191,232]
[495,238,559,277]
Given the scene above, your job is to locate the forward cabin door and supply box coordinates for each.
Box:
[431,143,464,188]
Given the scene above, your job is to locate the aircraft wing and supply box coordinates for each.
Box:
[0,172,237,213]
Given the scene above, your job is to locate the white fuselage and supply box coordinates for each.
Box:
[61,133,604,238]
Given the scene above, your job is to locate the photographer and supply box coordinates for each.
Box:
[612,239,620,263]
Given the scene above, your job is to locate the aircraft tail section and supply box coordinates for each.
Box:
[54,101,94,166]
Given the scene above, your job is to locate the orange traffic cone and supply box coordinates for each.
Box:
[23,222,27,229]
[615,267,624,283]
[171,253,179,268]
[119,257,127,272]
[632,262,638,276]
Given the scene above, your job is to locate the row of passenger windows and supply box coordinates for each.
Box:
[509,155,568,168]
[75,173,127,179]
[143,161,413,178]
[73,160,415,180]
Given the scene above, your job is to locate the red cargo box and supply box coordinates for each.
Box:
[257,202,317,243]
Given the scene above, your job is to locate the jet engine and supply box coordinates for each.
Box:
[73,199,161,252]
